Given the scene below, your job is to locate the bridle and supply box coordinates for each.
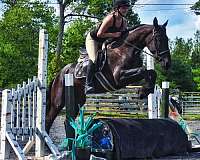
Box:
[151,28,170,60]
[125,28,170,62]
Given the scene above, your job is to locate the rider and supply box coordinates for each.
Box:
[85,0,130,94]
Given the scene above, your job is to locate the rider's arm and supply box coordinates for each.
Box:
[97,14,121,38]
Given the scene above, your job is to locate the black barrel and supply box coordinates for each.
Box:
[92,118,190,160]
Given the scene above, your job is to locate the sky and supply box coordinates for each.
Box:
[134,0,200,40]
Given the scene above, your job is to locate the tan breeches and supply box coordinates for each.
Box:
[85,33,99,63]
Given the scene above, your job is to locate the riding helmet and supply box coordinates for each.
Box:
[113,0,131,8]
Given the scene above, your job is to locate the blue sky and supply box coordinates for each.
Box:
[134,0,200,40]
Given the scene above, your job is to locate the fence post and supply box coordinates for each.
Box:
[160,82,169,118]
[154,85,162,118]
[0,90,12,159]
[64,74,75,149]
[65,74,75,116]
[146,50,158,119]
[35,29,48,157]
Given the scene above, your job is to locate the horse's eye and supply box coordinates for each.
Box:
[157,35,161,40]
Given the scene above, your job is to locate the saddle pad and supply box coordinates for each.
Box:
[74,49,107,79]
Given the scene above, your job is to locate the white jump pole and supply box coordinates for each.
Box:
[146,48,158,119]
[35,29,48,157]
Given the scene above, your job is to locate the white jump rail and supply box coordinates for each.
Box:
[0,30,60,160]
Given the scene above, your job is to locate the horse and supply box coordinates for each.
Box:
[46,17,171,139]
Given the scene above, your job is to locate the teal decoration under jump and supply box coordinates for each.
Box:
[59,107,102,160]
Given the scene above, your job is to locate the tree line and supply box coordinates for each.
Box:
[0,0,199,92]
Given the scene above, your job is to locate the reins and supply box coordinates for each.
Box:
[124,40,170,62]
[124,26,170,61]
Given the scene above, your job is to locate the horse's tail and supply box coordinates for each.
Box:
[46,80,53,115]
[45,63,75,132]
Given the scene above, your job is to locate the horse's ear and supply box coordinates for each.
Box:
[153,17,159,28]
[162,20,168,28]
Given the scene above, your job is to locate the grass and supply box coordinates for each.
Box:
[85,112,148,119]
[60,110,148,119]
[60,109,200,120]
[183,114,200,121]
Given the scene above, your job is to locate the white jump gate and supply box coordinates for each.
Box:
[0,30,60,160]
[146,48,169,119]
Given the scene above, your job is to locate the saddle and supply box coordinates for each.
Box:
[74,30,129,79]
[74,48,107,78]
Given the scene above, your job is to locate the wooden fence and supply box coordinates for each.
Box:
[180,92,200,116]
[84,89,200,117]
[0,30,61,160]
[84,86,148,117]
[1,89,200,118]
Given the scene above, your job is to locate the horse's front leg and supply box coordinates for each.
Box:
[119,68,157,98]
[138,69,157,98]
[119,67,146,85]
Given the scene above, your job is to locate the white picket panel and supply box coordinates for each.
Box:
[0,30,60,160]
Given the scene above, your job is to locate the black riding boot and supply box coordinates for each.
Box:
[85,60,95,94]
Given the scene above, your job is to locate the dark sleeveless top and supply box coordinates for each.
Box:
[90,14,124,42]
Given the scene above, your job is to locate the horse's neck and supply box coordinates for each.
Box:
[128,25,153,49]
[106,26,153,70]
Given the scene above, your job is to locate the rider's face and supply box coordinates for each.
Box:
[118,6,129,16]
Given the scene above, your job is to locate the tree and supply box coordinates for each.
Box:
[191,30,200,91]
[192,69,200,90]
[48,0,140,82]
[55,0,100,57]
[170,37,193,65]
[191,1,200,15]
[63,19,94,64]
[191,31,200,68]
[190,2,200,91]
[54,0,140,62]
[47,19,94,82]
[0,0,57,88]
[155,38,195,91]
[156,57,195,91]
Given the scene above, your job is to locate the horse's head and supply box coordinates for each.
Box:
[146,17,171,70]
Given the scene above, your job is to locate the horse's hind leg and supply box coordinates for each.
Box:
[64,104,80,149]
[64,83,86,149]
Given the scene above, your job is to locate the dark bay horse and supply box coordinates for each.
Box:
[46,17,171,137]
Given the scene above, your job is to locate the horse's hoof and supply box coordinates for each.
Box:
[139,92,147,99]
[138,88,147,99]
[139,92,149,99]
[138,88,154,99]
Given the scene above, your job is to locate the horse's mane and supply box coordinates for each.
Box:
[127,24,146,31]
